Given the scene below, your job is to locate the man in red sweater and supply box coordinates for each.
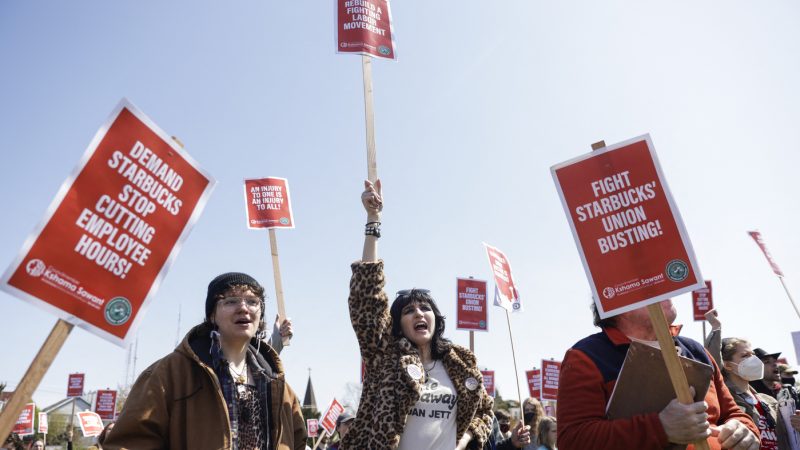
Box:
[557,300,759,450]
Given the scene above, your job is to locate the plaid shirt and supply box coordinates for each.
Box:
[210,332,273,450]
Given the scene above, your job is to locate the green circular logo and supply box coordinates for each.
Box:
[665,259,689,282]
[378,45,391,55]
[279,217,290,225]
[105,297,132,326]
[479,320,486,329]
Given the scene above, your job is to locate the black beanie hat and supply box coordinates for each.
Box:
[205,272,264,319]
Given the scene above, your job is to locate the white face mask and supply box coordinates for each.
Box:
[732,355,765,381]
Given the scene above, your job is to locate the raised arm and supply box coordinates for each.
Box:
[704,309,722,368]
[349,179,391,358]
[361,179,382,262]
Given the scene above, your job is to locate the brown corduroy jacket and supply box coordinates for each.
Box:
[104,323,306,450]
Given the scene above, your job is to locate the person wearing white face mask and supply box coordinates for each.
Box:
[721,338,790,450]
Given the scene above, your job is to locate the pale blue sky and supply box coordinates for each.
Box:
[2,1,799,412]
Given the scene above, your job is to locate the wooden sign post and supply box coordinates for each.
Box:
[311,430,327,450]
[269,229,290,345]
[0,319,73,442]
[336,0,396,184]
[362,55,378,183]
[503,309,525,417]
[469,331,474,353]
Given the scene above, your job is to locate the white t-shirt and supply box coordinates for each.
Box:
[398,361,458,450]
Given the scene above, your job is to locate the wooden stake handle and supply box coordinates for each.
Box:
[311,430,327,450]
[0,319,73,442]
[469,330,474,353]
[504,309,525,419]
[269,229,290,346]
[647,304,710,450]
[362,55,378,183]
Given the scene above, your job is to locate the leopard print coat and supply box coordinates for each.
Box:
[341,261,493,450]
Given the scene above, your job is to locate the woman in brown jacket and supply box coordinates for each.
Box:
[104,273,306,450]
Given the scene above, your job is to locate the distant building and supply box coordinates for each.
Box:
[303,373,317,412]
[42,396,93,427]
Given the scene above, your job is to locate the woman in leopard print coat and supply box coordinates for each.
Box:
[341,180,494,450]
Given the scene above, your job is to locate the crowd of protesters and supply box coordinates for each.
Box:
[7,180,799,450]
[704,309,800,450]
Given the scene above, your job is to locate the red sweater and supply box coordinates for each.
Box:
[557,327,758,450]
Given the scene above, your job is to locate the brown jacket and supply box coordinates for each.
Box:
[342,261,493,450]
[104,324,306,450]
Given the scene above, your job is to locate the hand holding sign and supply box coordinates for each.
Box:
[361,179,382,263]
[658,388,711,444]
[510,422,532,448]
[274,315,293,340]
[361,179,383,216]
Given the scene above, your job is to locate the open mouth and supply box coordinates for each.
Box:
[235,318,253,325]
[414,321,428,332]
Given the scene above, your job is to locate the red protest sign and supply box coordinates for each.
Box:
[456,278,488,332]
[551,135,703,318]
[336,0,396,60]
[38,412,48,434]
[95,389,117,420]
[77,411,104,437]
[483,243,522,312]
[541,360,561,401]
[243,177,294,229]
[481,370,495,397]
[12,403,35,437]
[307,419,319,438]
[748,231,784,277]
[1,100,215,346]
[525,369,542,400]
[319,398,344,436]
[692,280,713,322]
[67,373,85,397]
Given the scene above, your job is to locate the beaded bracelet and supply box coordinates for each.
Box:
[365,221,381,238]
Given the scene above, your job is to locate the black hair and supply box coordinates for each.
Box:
[591,301,617,328]
[389,290,451,359]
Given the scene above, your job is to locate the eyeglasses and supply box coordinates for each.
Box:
[218,296,262,310]
[395,288,431,299]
